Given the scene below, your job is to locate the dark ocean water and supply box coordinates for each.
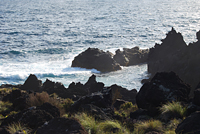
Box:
[0,0,200,90]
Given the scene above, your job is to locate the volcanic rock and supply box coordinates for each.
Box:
[71,47,121,72]
[175,111,200,134]
[21,74,42,91]
[147,28,200,97]
[136,71,190,116]
[113,47,149,66]
[36,117,88,134]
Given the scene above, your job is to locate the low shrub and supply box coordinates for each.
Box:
[62,98,74,112]
[115,102,138,118]
[28,92,49,106]
[134,120,163,134]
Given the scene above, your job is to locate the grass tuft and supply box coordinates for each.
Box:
[160,101,187,119]
[6,122,31,134]
[0,101,12,113]
[134,120,163,134]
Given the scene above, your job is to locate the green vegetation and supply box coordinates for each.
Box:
[6,122,31,134]
[160,101,187,119]
[73,112,130,134]
[74,113,98,134]
[0,88,188,134]
[0,101,12,113]
[133,120,163,134]
[115,102,138,118]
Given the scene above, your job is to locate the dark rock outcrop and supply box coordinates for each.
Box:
[71,48,121,72]
[136,72,190,116]
[70,92,112,112]
[175,111,200,134]
[67,75,104,99]
[37,102,60,118]
[113,99,127,110]
[148,28,200,97]
[1,103,59,130]
[130,109,149,121]
[21,74,42,91]
[2,89,29,111]
[79,104,111,120]
[36,117,88,134]
[113,49,129,66]
[113,46,149,66]
[106,84,137,104]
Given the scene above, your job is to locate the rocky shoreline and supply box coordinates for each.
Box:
[1,29,200,133]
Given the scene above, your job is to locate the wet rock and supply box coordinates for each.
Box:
[21,74,42,91]
[123,46,149,66]
[36,117,88,134]
[136,72,190,116]
[113,47,149,66]
[175,111,200,134]
[113,49,129,66]
[71,47,121,72]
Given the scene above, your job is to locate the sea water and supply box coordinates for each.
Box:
[0,0,200,91]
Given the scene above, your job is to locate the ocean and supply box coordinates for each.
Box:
[0,0,200,91]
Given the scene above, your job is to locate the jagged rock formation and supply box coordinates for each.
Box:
[148,28,200,97]
[113,46,149,66]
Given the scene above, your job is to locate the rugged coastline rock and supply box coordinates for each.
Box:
[148,28,200,97]
[136,71,190,116]
[175,111,200,134]
[36,117,88,134]
[71,47,121,72]
[114,46,149,66]
[21,74,42,92]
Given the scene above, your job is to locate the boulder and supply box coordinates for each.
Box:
[71,48,121,72]
[106,84,137,104]
[37,102,60,118]
[130,109,149,121]
[175,111,200,134]
[70,92,112,112]
[36,117,88,134]
[21,74,42,91]
[136,72,190,116]
[79,104,111,120]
